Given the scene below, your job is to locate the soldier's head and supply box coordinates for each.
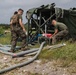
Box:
[51,20,57,26]
[14,11,18,15]
[18,8,24,15]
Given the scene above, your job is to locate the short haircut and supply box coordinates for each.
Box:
[52,19,56,21]
[14,11,18,15]
[18,8,24,12]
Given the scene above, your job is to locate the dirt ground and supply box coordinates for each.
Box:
[0,53,76,75]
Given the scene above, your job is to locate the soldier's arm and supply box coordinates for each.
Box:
[19,19,26,32]
[51,29,58,37]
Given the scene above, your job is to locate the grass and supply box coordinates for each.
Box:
[0,33,11,45]
[0,33,23,46]
[38,41,76,67]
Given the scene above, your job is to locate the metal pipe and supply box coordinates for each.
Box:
[42,17,47,34]
[32,19,44,33]
[27,19,30,44]
[28,14,55,43]
[40,13,55,28]
[0,42,45,74]
[39,12,42,34]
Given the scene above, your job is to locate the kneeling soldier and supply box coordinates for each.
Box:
[51,20,69,44]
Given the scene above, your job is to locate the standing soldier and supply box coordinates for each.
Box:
[51,20,69,44]
[9,8,28,52]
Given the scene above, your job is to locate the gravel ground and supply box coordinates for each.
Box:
[0,53,76,75]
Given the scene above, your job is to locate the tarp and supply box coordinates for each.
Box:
[26,3,76,38]
[59,10,76,38]
[26,4,54,19]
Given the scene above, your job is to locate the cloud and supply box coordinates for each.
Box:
[59,0,72,3]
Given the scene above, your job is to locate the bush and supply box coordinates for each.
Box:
[0,26,4,34]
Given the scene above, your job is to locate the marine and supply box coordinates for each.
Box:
[51,20,69,44]
[9,8,28,52]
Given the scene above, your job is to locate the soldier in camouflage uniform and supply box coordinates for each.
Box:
[9,9,27,52]
[51,20,69,44]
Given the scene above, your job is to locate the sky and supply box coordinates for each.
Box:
[0,0,76,24]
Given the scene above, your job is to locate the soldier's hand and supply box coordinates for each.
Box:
[25,31,28,35]
[50,36,52,39]
[23,28,28,35]
[23,28,26,32]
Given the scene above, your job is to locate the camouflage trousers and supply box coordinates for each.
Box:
[52,30,69,44]
[11,27,26,50]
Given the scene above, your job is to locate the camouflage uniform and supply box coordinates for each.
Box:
[10,14,26,51]
[52,22,68,44]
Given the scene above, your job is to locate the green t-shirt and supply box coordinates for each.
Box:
[55,22,68,31]
[10,14,23,30]
[10,14,22,23]
[18,14,23,21]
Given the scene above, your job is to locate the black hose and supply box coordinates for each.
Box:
[0,48,39,56]
[0,42,45,74]
[25,52,37,56]
[12,48,39,58]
